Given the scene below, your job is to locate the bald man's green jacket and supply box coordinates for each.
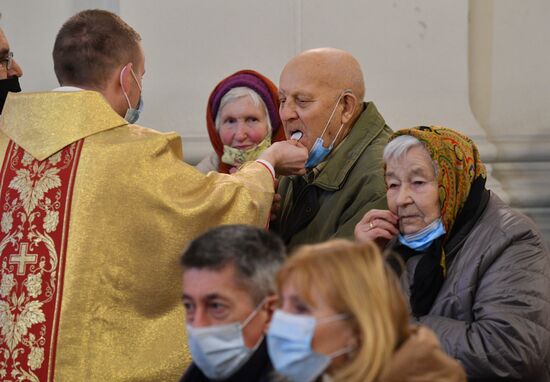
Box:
[273,102,392,249]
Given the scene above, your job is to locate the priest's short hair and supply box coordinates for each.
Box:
[53,9,141,89]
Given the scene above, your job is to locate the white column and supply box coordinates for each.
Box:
[469,0,550,243]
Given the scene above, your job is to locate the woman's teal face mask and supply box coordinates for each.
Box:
[267,310,354,382]
[221,136,272,167]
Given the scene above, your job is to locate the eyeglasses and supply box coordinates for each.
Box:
[0,52,14,72]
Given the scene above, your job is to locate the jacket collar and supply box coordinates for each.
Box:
[180,338,272,382]
[0,90,127,160]
[313,102,387,191]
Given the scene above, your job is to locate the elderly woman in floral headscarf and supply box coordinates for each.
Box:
[355,126,550,381]
[196,70,285,174]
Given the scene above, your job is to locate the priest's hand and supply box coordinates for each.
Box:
[270,179,282,221]
[259,140,308,176]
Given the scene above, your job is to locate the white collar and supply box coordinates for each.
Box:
[52,86,84,92]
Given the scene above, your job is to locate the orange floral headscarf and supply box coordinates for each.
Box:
[390,126,487,241]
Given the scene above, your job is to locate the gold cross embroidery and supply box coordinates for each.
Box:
[9,243,38,275]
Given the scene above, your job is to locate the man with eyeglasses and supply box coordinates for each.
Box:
[0,18,23,113]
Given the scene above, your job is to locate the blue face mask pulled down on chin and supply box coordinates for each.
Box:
[304,90,351,169]
[120,65,144,124]
[398,218,446,251]
[305,135,335,169]
[186,299,266,380]
[267,310,353,382]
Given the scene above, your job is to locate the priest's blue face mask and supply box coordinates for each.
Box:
[120,65,144,124]
[305,89,352,169]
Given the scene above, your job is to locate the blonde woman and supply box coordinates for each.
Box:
[267,239,465,382]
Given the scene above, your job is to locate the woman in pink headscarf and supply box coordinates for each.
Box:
[196,70,285,174]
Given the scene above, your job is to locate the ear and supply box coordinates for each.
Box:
[262,294,278,334]
[340,92,358,124]
[119,63,133,94]
[344,323,360,357]
[347,334,360,349]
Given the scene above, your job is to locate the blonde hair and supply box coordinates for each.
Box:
[277,239,410,382]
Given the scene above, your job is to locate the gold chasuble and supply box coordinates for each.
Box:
[0,91,274,381]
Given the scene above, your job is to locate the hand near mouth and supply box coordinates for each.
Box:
[355,209,399,248]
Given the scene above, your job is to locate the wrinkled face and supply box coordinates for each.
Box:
[182,264,268,348]
[218,96,269,150]
[280,280,355,365]
[385,145,441,235]
[278,64,345,152]
[0,28,23,80]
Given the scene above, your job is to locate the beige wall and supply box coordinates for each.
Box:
[2,0,549,238]
[2,0,490,160]
[123,0,494,163]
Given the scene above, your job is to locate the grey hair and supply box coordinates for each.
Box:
[180,225,286,305]
[384,135,439,176]
[214,87,272,135]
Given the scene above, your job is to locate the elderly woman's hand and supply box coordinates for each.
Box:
[355,209,399,248]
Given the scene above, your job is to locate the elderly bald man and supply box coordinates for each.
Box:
[272,48,392,248]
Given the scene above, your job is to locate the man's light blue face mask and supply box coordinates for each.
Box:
[120,65,143,124]
[304,89,352,169]
[186,298,267,380]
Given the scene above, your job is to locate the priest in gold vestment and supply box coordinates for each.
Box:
[0,10,307,382]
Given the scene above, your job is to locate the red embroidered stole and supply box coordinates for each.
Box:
[0,140,83,381]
